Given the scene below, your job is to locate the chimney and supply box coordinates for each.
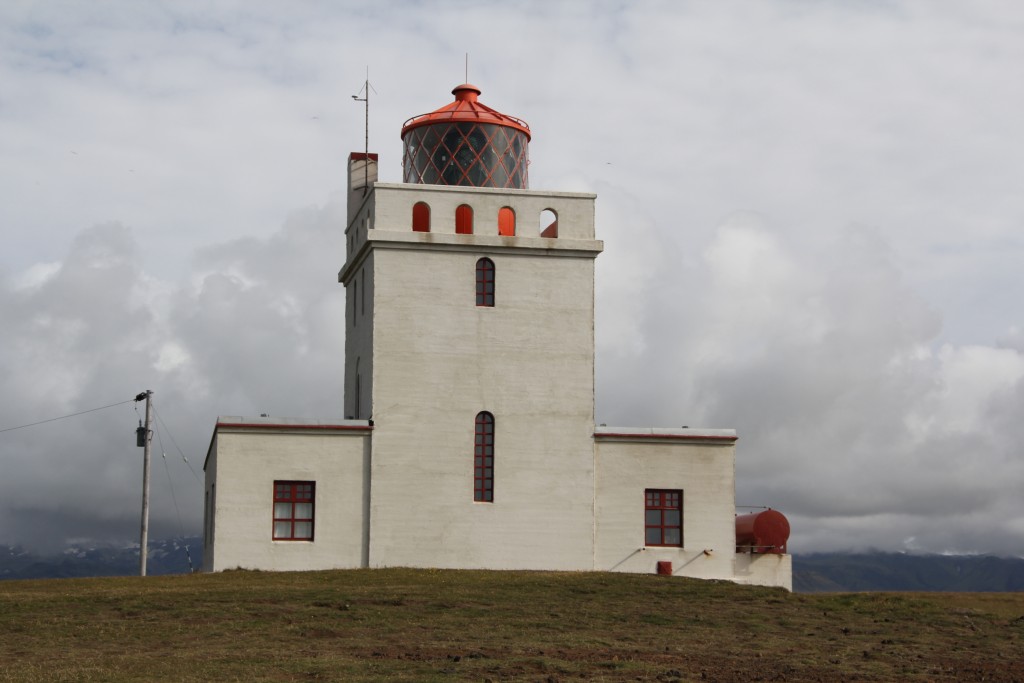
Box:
[347,152,378,226]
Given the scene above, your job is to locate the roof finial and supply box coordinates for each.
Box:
[465,53,469,84]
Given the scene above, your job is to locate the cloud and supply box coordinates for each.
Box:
[595,211,1024,555]
[0,202,345,551]
[1,1,1023,556]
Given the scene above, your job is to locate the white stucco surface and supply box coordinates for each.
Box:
[203,168,794,591]
[352,186,603,570]
[202,417,371,572]
[594,430,739,581]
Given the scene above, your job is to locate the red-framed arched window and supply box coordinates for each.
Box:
[456,204,474,234]
[476,257,495,307]
[412,201,430,232]
[540,208,558,238]
[474,412,494,502]
[498,207,515,236]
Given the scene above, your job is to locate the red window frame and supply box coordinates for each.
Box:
[645,489,682,547]
[412,201,430,232]
[540,209,558,238]
[498,206,516,236]
[455,204,474,234]
[474,412,494,502]
[273,481,315,541]
[476,258,495,307]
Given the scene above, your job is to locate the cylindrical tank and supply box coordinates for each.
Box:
[735,509,790,554]
[401,84,531,189]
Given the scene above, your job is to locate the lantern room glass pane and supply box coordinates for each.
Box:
[402,122,528,189]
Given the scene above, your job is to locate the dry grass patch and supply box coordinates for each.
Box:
[1,568,1022,681]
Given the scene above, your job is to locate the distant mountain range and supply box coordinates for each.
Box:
[0,537,202,580]
[2,540,1022,591]
[793,552,1024,592]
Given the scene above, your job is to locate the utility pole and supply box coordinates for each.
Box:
[135,390,153,576]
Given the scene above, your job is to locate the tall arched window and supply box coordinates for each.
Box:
[455,204,474,234]
[540,209,558,238]
[412,201,430,232]
[474,412,494,502]
[476,257,495,307]
[498,207,516,236]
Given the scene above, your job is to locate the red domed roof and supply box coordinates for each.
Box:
[401,84,531,140]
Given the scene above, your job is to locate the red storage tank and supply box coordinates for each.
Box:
[735,509,790,554]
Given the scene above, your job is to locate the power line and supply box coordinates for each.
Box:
[0,398,136,434]
[154,420,195,573]
[152,403,203,485]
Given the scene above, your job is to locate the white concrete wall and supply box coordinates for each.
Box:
[342,251,374,421]
[203,417,371,572]
[204,177,794,590]
[351,185,603,571]
[368,183,597,240]
[734,552,793,590]
[202,435,218,571]
[594,430,738,581]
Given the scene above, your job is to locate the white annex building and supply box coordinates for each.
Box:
[202,84,792,590]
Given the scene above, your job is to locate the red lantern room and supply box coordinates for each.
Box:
[401,84,531,189]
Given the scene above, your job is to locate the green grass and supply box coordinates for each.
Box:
[1,568,1022,681]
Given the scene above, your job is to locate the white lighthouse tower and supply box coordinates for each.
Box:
[340,83,603,569]
[202,83,792,590]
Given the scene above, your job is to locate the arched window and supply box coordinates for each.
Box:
[474,412,494,502]
[540,209,558,238]
[456,204,474,234]
[498,207,516,236]
[476,257,495,307]
[412,201,430,232]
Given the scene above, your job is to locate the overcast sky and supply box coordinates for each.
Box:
[1,1,1022,557]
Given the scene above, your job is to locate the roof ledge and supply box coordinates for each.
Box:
[214,416,373,433]
[594,426,737,443]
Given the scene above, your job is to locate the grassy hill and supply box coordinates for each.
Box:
[1,568,1022,682]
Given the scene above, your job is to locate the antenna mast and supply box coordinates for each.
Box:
[351,67,375,195]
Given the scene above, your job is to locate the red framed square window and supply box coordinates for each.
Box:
[645,489,682,547]
[273,481,315,541]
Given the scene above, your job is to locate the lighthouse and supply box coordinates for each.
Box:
[202,82,792,590]
[340,83,604,569]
